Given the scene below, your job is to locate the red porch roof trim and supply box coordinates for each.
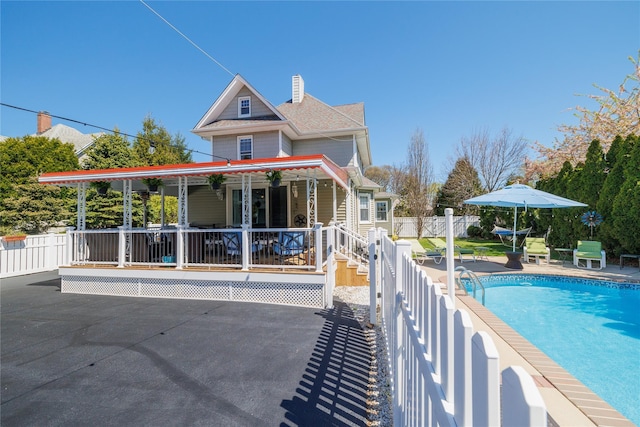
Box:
[38,154,350,189]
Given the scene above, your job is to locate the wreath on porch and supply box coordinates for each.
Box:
[294,214,306,227]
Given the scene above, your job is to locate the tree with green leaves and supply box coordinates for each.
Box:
[434,157,483,216]
[596,135,629,253]
[0,136,79,234]
[83,130,134,170]
[612,135,640,254]
[132,116,193,166]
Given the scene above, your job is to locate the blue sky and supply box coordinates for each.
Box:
[1,1,638,180]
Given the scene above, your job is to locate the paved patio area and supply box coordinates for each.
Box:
[1,273,372,427]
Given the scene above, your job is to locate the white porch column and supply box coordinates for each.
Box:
[242,174,251,226]
[177,176,188,226]
[77,182,86,230]
[117,226,126,268]
[175,224,184,270]
[313,222,323,273]
[332,180,337,223]
[306,171,317,227]
[123,179,132,229]
[241,224,250,271]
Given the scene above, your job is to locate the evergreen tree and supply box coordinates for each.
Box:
[612,135,640,253]
[596,135,630,253]
[132,116,192,167]
[434,157,483,215]
[83,131,134,170]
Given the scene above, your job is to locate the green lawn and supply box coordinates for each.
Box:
[417,237,544,257]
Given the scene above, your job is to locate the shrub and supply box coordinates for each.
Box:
[467,225,483,238]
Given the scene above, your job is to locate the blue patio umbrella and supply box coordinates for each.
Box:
[464,184,587,252]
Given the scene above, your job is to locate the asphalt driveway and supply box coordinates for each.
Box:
[1,274,371,426]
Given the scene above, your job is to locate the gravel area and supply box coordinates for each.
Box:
[333,286,392,427]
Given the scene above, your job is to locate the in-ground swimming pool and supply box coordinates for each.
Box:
[464,274,640,425]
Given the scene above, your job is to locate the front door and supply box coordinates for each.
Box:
[269,186,287,227]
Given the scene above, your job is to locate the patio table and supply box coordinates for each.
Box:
[554,248,573,266]
[620,254,640,271]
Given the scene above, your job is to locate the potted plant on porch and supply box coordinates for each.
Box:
[207,174,226,190]
[142,178,163,192]
[265,170,282,188]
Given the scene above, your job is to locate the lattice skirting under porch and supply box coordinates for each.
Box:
[61,275,325,308]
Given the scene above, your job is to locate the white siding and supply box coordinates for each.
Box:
[292,137,353,167]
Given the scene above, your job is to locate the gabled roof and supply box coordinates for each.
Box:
[192,74,286,133]
[35,124,103,157]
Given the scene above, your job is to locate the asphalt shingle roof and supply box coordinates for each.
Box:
[277,94,365,134]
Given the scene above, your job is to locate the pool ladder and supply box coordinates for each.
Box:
[455,266,485,306]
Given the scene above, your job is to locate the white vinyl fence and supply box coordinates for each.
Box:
[372,229,547,426]
[395,216,479,238]
[0,233,67,278]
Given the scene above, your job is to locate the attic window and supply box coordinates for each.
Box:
[238,96,251,118]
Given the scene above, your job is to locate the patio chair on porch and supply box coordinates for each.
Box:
[273,231,305,261]
[222,232,262,259]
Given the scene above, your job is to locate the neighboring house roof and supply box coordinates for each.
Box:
[35,124,103,158]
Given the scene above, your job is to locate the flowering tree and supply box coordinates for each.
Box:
[527,53,640,178]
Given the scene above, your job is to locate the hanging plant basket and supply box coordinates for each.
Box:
[265,170,282,188]
[208,174,226,190]
[142,178,163,193]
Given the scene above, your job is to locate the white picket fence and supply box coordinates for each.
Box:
[373,230,547,426]
[394,216,479,238]
[0,233,67,278]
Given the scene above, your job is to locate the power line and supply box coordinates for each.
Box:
[139,0,234,77]
[0,102,226,161]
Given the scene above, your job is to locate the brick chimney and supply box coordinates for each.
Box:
[37,111,52,134]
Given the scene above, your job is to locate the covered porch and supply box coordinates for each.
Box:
[39,155,370,308]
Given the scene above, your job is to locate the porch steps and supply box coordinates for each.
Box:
[335,258,369,286]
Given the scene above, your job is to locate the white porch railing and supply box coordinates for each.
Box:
[1,233,67,278]
[373,229,547,426]
[333,222,369,269]
[66,225,325,272]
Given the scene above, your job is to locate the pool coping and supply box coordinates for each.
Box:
[456,284,635,427]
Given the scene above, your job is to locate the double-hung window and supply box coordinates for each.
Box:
[376,201,388,222]
[359,194,371,223]
[238,96,251,117]
[238,136,253,160]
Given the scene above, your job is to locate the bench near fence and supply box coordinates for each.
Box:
[373,230,547,426]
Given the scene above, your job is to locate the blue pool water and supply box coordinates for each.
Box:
[466,275,640,425]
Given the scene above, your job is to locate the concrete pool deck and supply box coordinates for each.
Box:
[418,255,637,427]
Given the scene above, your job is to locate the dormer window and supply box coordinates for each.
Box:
[238,96,251,118]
